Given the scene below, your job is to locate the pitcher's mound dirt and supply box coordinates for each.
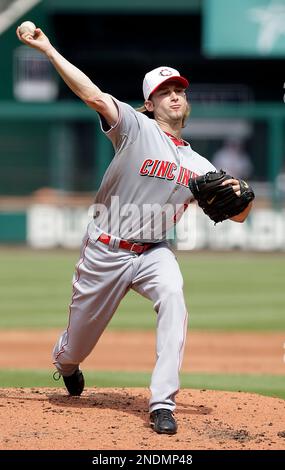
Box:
[0,387,284,450]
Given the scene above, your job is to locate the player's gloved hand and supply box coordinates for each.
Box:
[188,169,255,223]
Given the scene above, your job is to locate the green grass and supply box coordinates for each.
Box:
[0,369,284,400]
[0,249,285,330]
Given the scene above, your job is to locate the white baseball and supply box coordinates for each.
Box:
[19,21,36,36]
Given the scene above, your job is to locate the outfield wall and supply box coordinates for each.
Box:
[1,205,284,251]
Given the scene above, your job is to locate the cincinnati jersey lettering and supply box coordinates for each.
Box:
[139,159,198,186]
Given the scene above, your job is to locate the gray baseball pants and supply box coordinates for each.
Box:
[53,229,188,412]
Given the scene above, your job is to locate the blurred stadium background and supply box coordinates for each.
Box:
[0,0,284,396]
[0,0,284,249]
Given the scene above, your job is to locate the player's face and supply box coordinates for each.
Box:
[147,82,188,125]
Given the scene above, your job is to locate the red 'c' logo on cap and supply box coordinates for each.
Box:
[159,69,173,77]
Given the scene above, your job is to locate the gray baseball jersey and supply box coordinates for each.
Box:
[91,98,215,242]
[53,98,216,414]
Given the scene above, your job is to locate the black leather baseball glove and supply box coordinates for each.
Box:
[188,170,255,223]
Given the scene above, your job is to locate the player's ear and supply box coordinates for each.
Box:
[144,100,154,112]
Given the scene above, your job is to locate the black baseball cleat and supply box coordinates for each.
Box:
[150,409,177,434]
[62,369,85,396]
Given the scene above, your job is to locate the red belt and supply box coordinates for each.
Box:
[98,233,153,254]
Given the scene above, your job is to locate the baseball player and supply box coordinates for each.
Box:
[17,26,252,435]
